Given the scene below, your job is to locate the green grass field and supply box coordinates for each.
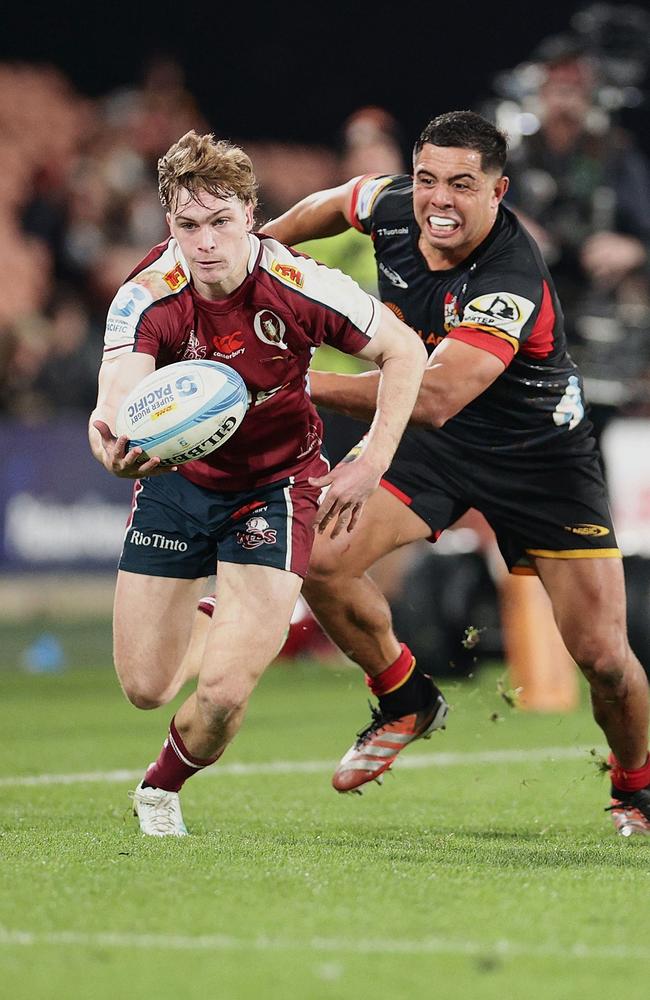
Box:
[1,635,649,1000]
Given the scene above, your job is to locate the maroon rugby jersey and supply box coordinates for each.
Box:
[103,234,381,490]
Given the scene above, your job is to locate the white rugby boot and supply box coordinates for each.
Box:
[130,779,188,837]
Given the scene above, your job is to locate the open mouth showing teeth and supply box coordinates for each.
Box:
[428,216,459,230]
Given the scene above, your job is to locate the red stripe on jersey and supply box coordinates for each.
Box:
[349,174,379,232]
[447,327,515,366]
[520,280,556,358]
[380,479,413,505]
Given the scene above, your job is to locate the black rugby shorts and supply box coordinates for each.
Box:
[380,429,620,573]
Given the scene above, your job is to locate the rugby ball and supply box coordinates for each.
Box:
[116,360,248,466]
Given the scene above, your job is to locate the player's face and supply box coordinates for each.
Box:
[167,189,254,299]
[412,144,509,266]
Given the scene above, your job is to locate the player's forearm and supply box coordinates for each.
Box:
[364,352,426,470]
[88,406,113,466]
[263,189,351,245]
[310,367,440,421]
[309,369,380,422]
[309,367,456,430]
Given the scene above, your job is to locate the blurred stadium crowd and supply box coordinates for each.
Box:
[2,12,650,434]
[0,57,382,421]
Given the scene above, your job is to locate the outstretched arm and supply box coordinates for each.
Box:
[309,337,506,429]
[261,178,362,246]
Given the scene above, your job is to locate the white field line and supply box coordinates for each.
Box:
[0,745,600,789]
[0,926,648,962]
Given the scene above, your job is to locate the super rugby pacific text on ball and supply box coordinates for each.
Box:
[116,360,248,466]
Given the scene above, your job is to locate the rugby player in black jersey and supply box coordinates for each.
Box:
[263,111,650,836]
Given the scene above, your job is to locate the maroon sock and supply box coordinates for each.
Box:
[609,752,650,793]
[197,595,216,618]
[143,717,222,792]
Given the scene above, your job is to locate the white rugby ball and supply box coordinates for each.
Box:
[116,360,248,466]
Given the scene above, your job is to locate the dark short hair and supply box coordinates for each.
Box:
[413,111,508,174]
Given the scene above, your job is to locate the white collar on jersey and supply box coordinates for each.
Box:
[246,233,260,274]
[169,234,260,285]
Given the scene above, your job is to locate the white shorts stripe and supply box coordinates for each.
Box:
[283,480,294,572]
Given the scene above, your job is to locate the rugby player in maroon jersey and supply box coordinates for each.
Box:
[261,111,650,836]
[89,131,428,836]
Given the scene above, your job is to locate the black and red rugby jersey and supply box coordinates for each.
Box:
[103,233,381,490]
[351,174,591,454]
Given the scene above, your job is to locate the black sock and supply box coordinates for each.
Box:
[378,668,439,717]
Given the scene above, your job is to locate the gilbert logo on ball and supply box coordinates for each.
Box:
[116,360,248,466]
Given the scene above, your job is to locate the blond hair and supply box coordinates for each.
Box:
[158,130,258,212]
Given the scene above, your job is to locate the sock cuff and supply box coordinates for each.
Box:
[366,643,415,697]
[169,717,221,768]
[609,751,650,792]
[197,595,216,618]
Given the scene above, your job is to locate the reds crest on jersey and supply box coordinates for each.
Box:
[181,330,207,359]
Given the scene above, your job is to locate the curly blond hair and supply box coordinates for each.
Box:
[158,131,258,212]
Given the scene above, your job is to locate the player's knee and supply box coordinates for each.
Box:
[573,633,629,692]
[304,547,341,588]
[196,679,247,728]
[120,679,172,711]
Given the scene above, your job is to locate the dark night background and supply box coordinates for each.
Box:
[3,0,648,154]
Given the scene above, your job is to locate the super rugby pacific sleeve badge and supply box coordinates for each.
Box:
[350,175,393,231]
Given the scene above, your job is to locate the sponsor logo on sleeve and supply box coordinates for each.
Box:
[163,262,188,291]
[461,291,536,339]
[109,282,153,320]
[355,176,392,221]
[254,310,287,348]
[270,260,304,288]
[106,318,130,337]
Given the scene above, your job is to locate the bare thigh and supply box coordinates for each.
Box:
[113,570,208,708]
[533,556,629,665]
[308,486,432,581]
[199,562,303,691]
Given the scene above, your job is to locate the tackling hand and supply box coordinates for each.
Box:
[309,455,383,538]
